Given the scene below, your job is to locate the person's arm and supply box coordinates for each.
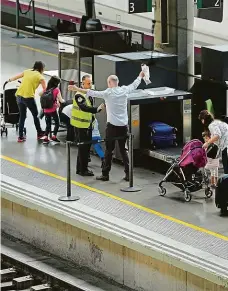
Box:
[68,85,108,99]
[39,79,47,95]
[203,124,221,148]
[75,95,104,114]
[124,71,144,94]
[57,90,65,103]
[8,72,24,82]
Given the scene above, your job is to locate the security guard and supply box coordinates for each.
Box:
[70,75,104,176]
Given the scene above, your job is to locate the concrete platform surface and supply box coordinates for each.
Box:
[1,27,228,235]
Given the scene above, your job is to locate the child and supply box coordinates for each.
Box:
[91,118,104,166]
[42,76,65,144]
[202,131,219,188]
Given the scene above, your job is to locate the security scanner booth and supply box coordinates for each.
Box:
[191,45,228,140]
[57,30,146,101]
[127,88,192,163]
[93,51,192,163]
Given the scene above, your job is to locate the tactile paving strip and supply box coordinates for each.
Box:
[2,159,228,260]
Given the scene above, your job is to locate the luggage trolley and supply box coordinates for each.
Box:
[1,81,26,137]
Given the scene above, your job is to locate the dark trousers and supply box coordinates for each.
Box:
[222,148,228,174]
[76,127,92,173]
[17,96,42,138]
[60,113,75,142]
[44,111,59,136]
[102,123,129,176]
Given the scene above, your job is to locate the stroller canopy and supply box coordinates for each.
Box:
[179,139,207,169]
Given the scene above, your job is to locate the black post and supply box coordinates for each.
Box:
[58,141,80,201]
[32,0,35,35]
[121,101,141,192]
[58,52,62,91]
[13,0,25,38]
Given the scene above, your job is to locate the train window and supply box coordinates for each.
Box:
[194,0,223,22]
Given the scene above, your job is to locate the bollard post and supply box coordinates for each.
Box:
[58,141,80,201]
[13,0,25,38]
[120,133,141,192]
[28,0,38,38]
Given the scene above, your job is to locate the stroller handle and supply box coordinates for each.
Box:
[3,80,21,90]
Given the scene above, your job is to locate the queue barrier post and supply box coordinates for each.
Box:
[28,0,38,38]
[58,141,80,202]
[13,0,25,38]
[120,133,142,193]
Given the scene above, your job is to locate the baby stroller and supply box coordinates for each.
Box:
[1,81,26,137]
[158,139,213,202]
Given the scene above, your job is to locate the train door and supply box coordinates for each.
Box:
[47,0,85,33]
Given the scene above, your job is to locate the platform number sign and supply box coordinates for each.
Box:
[197,0,221,9]
[128,0,152,14]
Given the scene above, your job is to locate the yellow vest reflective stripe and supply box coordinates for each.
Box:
[71,92,93,128]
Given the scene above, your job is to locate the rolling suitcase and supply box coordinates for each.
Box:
[215,174,228,214]
[149,122,177,149]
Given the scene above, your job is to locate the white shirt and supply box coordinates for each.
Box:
[87,77,142,126]
[62,104,73,118]
[209,120,228,151]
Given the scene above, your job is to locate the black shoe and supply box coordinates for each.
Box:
[124,174,129,182]
[79,170,94,177]
[220,209,228,217]
[96,175,109,181]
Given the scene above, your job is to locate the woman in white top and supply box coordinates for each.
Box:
[199,110,228,174]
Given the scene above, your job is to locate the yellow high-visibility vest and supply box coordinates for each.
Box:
[70,92,93,129]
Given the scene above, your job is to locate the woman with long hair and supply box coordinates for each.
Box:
[8,61,46,142]
[199,110,228,174]
[43,75,65,144]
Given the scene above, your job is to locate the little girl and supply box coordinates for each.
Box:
[203,131,219,187]
[91,118,104,166]
[43,76,64,144]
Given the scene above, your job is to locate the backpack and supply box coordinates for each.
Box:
[40,89,55,109]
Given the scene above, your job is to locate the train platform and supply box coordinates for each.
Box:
[1,27,228,291]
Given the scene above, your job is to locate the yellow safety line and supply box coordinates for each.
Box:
[2,40,92,67]
[1,155,228,241]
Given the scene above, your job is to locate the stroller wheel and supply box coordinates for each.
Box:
[158,186,166,196]
[184,190,192,202]
[205,188,213,198]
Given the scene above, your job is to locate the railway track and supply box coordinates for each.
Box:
[1,255,80,291]
[1,234,131,291]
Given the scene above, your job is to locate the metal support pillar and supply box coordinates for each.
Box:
[154,0,194,90]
